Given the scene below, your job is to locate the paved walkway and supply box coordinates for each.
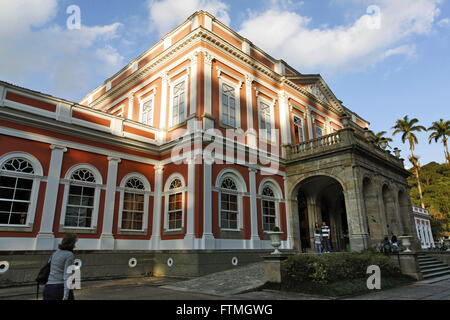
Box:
[346,278,450,300]
[1,263,450,300]
[161,262,266,296]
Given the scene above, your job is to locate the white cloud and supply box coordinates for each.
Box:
[0,0,124,100]
[148,0,230,36]
[238,0,442,74]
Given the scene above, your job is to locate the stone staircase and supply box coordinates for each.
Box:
[418,254,450,284]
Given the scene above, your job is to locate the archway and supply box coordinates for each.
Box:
[293,175,349,252]
[363,177,386,244]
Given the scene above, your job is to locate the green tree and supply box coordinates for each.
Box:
[427,119,450,165]
[393,116,426,208]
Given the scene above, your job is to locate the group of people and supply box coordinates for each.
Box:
[380,235,400,255]
[314,222,332,253]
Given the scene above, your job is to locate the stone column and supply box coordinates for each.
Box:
[249,166,260,248]
[158,72,169,142]
[36,145,67,250]
[283,176,293,249]
[202,155,215,249]
[344,168,370,251]
[100,157,121,250]
[278,91,292,158]
[245,74,257,148]
[151,164,164,250]
[189,52,198,116]
[185,156,196,248]
[203,52,213,116]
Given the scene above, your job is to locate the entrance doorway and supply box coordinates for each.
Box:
[295,175,349,252]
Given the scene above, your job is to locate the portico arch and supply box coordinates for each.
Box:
[290,175,349,252]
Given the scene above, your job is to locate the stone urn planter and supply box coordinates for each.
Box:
[399,235,413,252]
[444,238,450,251]
[266,227,283,255]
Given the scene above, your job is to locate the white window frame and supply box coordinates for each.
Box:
[215,169,246,231]
[118,173,151,232]
[60,164,103,230]
[292,113,305,143]
[258,179,282,231]
[139,94,155,127]
[168,75,188,128]
[0,152,43,228]
[218,74,241,128]
[163,173,186,231]
[315,121,324,138]
[257,95,276,144]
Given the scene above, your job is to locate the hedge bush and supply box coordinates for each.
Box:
[282,252,402,286]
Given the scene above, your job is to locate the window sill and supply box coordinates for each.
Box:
[163,227,184,236]
[0,224,33,232]
[219,122,239,130]
[59,225,97,234]
[118,228,148,236]
[219,229,244,239]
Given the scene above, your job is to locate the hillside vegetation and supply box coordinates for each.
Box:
[408,162,450,237]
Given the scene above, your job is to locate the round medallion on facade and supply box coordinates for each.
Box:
[74,259,82,269]
[167,257,174,267]
[128,258,138,268]
[0,261,9,273]
[231,257,238,266]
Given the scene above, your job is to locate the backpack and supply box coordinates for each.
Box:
[35,257,52,300]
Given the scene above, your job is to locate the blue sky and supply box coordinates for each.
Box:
[0,0,449,165]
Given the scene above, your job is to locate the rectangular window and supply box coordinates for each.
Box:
[221,83,236,127]
[293,115,304,143]
[172,81,185,127]
[121,192,144,230]
[0,176,32,225]
[315,125,323,138]
[260,101,272,141]
[262,199,276,231]
[141,98,153,126]
[65,185,94,227]
[220,193,238,229]
[168,192,183,230]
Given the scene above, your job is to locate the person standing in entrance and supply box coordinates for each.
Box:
[321,221,331,253]
[314,223,322,253]
[43,233,78,300]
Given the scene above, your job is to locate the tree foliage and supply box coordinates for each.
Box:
[408,162,450,236]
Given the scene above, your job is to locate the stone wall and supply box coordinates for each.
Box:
[0,250,271,287]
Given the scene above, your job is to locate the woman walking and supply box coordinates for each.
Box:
[43,233,78,300]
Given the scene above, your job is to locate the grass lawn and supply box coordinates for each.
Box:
[262,275,415,298]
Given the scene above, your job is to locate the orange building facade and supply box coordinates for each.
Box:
[1,11,414,256]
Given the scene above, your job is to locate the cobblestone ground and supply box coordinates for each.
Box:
[345,278,450,300]
[161,262,266,296]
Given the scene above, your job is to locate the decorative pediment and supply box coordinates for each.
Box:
[302,84,328,105]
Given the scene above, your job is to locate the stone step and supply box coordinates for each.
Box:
[419,261,442,267]
[417,256,436,261]
[420,262,447,270]
[421,274,450,284]
[422,269,450,279]
[420,265,450,274]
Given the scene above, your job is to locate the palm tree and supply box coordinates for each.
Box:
[427,119,450,165]
[393,116,426,208]
[374,131,393,149]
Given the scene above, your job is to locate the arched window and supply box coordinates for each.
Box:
[220,177,239,230]
[61,165,102,230]
[121,178,145,230]
[0,158,35,225]
[259,180,282,232]
[64,169,97,228]
[118,174,151,233]
[164,175,185,231]
[261,186,276,231]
